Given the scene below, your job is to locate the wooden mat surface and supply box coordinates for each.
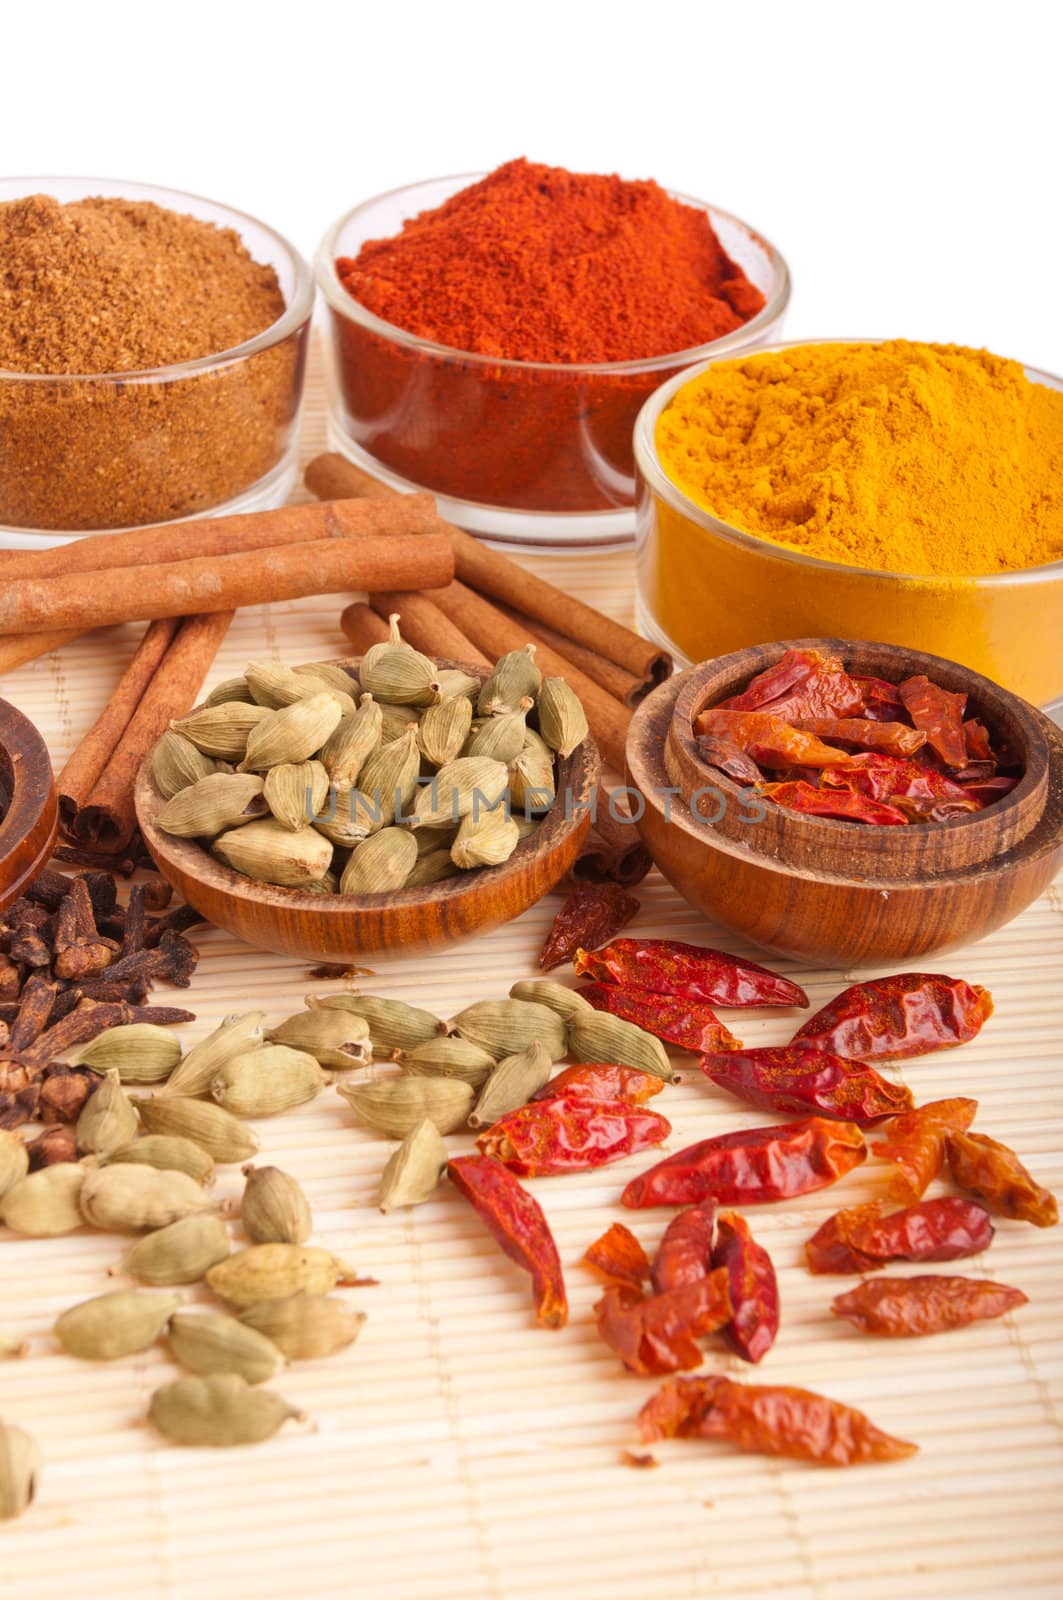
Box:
[1,361,1061,1600]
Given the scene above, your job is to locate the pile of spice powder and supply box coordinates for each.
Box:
[655,340,1063,577]
[337,158,765,363]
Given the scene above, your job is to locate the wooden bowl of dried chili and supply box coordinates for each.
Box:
[626,639,1063,965]
[0,697,58,912]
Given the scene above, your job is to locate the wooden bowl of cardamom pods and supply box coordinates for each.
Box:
[134,649,600,961]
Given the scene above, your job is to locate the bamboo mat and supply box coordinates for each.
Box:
[1,359,1061,1600]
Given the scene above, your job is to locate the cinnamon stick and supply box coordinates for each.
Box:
[368,593,492,669]
[72,611,233,852]
[338,602,391,653]
[572,789,654,887]
[0,532,454,636]
[0,495,442,581]
[304,453,672,687]
[429,581,629,770]
[495,603,644,706]
[0,629,85,674]
[57,619,180,830]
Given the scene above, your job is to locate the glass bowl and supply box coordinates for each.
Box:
[0,178,313,544]
[314,174,790,550]
[634,338,1063,712]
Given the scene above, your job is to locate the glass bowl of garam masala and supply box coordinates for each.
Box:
[314,159,790,550]
[633,337,1063,711]
[0,177,314,540]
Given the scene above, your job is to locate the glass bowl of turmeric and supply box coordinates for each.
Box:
[314,162,790,550]
[634,338,1063,710]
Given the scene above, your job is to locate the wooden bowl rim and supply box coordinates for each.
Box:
[0,696,58,909]
[135,656,601,919]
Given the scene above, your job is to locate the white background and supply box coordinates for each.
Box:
[3,0,1060,373]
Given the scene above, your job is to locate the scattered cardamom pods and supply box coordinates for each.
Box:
[359,615,440,706]
[436,668,482,701]
[357,728,421,828]
[152,727,223,797]
[213,816,334,888]
[319,694,384,786]
[339,827,418,894]
[508,979,593,1022]
[172,702,270,759]
[157,772,268,839]
[404,848,461,887]
[465,702,532,764]
[337,1076,474,1137]
[419,695,473,768]
[240,1165,313,1245]
[401,1035,497,1087]
[0,1421,41,1520]
[55,1288,181,1360]
[168,1309,282,1386]
[449,998,567,1061]
[567,1009,672,1080]
[0,1330,27,1360]
[0,1164,85,1236]
[377,702,422,743]
[205,675,253,706]
[149,1372,301,1447]
[536,677,590,757]
[411,756,509,828]
[239,1294,364,1361]
[450,810,521,870]
[293,661,362,699]
[478,645,541,716]
[211,1046,325,1119]
[138,1095,260,1164]
[267,1009,371,1069]
[378,1119,447,1213]
[119,1213,230,1285]
[308,993,444,1059]
[105,1135,216,1187]
[79,1163,212,1234]
[239,692,344,773]
[246,659,352,712]
[467,1042,554,1129]
[163,1011,266,1099]
[207,1244,360,1307]
[264,760,330,832]
[72,1023,183,1085]
[76,1069,139,1157]
[0,1131,29,1200]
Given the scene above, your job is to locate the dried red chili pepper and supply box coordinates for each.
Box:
[577,981,742,1054]
[574,937,808,1010]
[594,1271,732,1374]
[639,1375,917,1466]
[719,648,865,721]
[693,733,762,785]
[946,1130,1059,1228]
[955,775,1020,806]
[791,973,993,1061]
[754,781,909,826]
[852,675,905,721]
[621,1117,866,1209]
[898,675,968,768]
[831,1275,1028,1337]
[963,718,996,764]
[538,882,639,973]
[447,1155,567,1328]
[475,1095,670,1178]
[650,1201,717,1293]
[805,1196,994,1274]
[583,1221,652,1288]
[822,754,977,808]
[533,1062,670,1105]
[712,1212,779,1364]
[693,709,859,770]
[873,1097,978,1201]
[791,717,927,758]
[700,1045,913,1126]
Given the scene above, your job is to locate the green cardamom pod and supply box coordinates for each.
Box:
[307,993,444,1059]
[509,737,557,811]
[401,1034,497,1086]
[79,1163,212,1233]
[294,661,362,699]
[245,660,355,716]
[266,1010,371,1069]
[435,668,482,702]
[0,1164,85,1236]
[0,1421,41,1520]
[377,702,422,743]
[238,1294,364,1361]
[240,1165,313,1245]
[149,1372,301,1447]
[157,772,268,839]
[119,1213,230,1285]
[339,827,418,894]
[357,728,421,828]
[467,1042,554,1129]
[76,1068,140,1157]
[205,675,254,706]
[264,760,330,833]
[206,1244,360,1307]
[411,756,509,828]
[238,692,346,774]
[478,645,542,716]
[72,1023,183,1085]
[210,1046,325,1119]
[465,702,532,764]
[55,1288,181,1360]
[212,816,334,888]
[137,1096,259,1164]
[378,1119,448,1214]
[508,979,592,1022]
[312,782,374,848]
[449,998,567,1062]
[163,1012,266,1099]
[319,694,383,786]
[536,677,589,758]
[404,848,461,887]
[567,1009,672,1080]
[358,615,440,706]
[167,1309,282,1386]
[419,695,473,768]
[0,1131,29,1201]
[172,702,270,760]
[450,810,521,870]
[513,814,541,841]
[152,728,223,797]
[106,1135,216,1187]
[337,1076,474,1138]
[302,872,339,897]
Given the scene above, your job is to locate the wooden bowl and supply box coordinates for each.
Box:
[135,659,600,962]
[626,638,1063,966]
[0,697,58,912]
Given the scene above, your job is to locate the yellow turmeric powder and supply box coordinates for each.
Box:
[655,341,1063,577]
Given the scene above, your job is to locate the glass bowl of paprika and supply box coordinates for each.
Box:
[315,167,790,550]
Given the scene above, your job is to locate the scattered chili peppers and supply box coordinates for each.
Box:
[791,974,993,1061]
[577,981,742,1054]
[650,1201,717,1293]
[700,1045,913,1125]
[898,675,968,768]
[582,1222,651,1288]
[753,781,909,825]
[638,1375,918,1466]
[946,1131,1059,1228]
[533,1062,670,1104]
[805,1196,994,1274]
[538,883,639,972]
[594,1272,732,1375]
[475,1096,670,1178]
[718,648,866,722]
[712,1212,779,1363]
[831,1275,1028,1337]
[621,1118,866,1209]
[574,937,808,1010]
[873,1098,979,1201]
[447,1155,567,1328]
